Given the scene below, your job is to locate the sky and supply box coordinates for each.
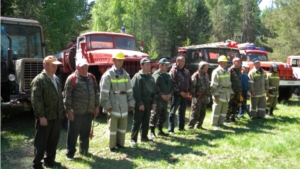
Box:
[259,0,274,10]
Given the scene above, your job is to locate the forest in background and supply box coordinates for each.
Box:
[1,0,300,61]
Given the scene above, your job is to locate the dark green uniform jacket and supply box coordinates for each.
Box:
[132,70,156,107]
[152,69,173,99]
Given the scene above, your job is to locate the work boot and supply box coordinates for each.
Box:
[150,127,156,139]
[266,109,269,115]
[157,125,168,136]
[270,108,274,116]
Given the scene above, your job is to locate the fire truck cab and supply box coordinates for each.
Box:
[54,31,158,84]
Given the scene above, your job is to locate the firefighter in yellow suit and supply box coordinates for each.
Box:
[266,63,280,116]
[210,55,233,129]
[99,52,135,151]
[248,58,269,118]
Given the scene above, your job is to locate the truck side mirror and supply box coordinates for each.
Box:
[81,42,87,56]
[140,40,144,52]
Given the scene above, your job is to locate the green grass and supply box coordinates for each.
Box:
[1,98,300,169]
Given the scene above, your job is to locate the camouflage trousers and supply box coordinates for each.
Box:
[188,100,207,129]
[149,100,168,127]
[226,92,239,120]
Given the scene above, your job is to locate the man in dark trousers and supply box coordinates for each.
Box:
[64,59,99,160]
[131,58,156,147]
[31,55,64,169]
[149,58,173,138]
[168,55,192,134]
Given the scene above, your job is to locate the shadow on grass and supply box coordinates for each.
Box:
[70,155,136,169]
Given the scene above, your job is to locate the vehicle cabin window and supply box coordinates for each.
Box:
[191,50,202,62]
[77,37,85,50]
[207,48,239,62]
[1,24,43,60]
[90,36,113,49]
[115,37,135,50]
[247,53,268,62]
[291,59,300,67]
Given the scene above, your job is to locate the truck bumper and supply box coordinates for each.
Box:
[279,80,300,86]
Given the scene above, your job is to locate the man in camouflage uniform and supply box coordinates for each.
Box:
[168,56,192,134]
[131,58,156,146]
[100,52,134,151]
[188,61,210,130]
[226,57,242,122]
[64,59,99,159]
[31,55,63,169]
[210,55,233,129]
[248,58,269,118]
[266,63,280,116]
[149,58,172,138]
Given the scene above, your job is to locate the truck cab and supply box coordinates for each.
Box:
[55,32,158,84]
[1,16,45,114]
[286,55,300,96]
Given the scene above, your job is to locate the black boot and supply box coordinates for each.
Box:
[266,109,269,115]
[270,108,274,116]
[157,125,168,136]
[150,126,156,139]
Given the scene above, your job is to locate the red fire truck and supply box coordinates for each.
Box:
[54,31,158,84]
[237,42,300,101]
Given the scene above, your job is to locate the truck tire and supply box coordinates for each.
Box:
[278,86,293,102]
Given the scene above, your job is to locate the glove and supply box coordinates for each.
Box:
[192,97,197,104]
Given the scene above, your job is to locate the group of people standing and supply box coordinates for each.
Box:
[30,53,279,169]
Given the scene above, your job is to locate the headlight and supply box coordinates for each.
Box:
[8,74,16,81]
[152,67,157,73]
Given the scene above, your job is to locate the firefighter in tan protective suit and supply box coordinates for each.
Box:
[248,58,269,118]
[210,55,233,129]
[99,52,135,151]
[266,63,279,116]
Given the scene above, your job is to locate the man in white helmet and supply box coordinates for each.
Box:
[210,55,233,129]
[99,52,134,151]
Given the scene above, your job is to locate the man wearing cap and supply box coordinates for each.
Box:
[248,58,269,118]
[131,57,156,146]
[31,55,64,169]
[100,52,134,151]
[149,58,172,138]
[226,57,242,122]
[64,59,99,159]
[188,61,210,130]
[168,55,192,134]
[210,55,233,129]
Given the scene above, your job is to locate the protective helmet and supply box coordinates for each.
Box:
[112,52,125,60]
[218,55,228,62]
[270,63,278,72]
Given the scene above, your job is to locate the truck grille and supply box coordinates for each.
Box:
[24,62,44,90]
[123,61,140,78]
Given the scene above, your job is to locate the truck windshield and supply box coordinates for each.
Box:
[247,53,268,61]
[291,58,300,67]
[89,35,136,50]
[206,48,240,62]
[1,23,43,61]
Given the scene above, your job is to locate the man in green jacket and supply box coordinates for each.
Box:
[149,58,172,138]
[131,58,156,147]
[31,55,64,169]
[64,59,99,159]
